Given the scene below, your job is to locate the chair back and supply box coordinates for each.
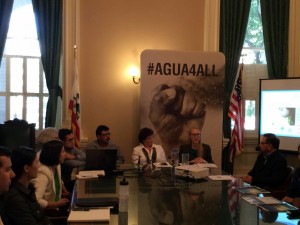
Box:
[0,119,35,150]
[266,166,294,200]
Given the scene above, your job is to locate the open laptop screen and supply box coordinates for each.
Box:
[75,177,119,208]
[85,148,117,171]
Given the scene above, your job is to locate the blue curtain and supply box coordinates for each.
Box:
[0,0,14,64]
[260,0,290,79]
[219,0,251,138]
[32,0,62,127]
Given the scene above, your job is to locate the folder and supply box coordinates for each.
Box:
[67,208,110,222]
[76,170,105,179]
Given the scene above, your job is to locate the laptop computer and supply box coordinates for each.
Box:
[75,177,119,211]
[85,148,117,172]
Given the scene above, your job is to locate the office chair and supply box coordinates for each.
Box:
[265,166,294,200]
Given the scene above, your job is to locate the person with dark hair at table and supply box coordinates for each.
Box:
[59,129,85,192]
[0,146,15,224]
[179,128,213,164]
[2,147,51,225]
[85,125,124,164]
[282,144,300,208]
[241,133,288,188]
[31,140,70,213]
[132,127,166,165]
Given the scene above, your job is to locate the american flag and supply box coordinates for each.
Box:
[228,64,244,161]
[68,57,81,148]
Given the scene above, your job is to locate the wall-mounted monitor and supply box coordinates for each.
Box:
[259,78,300,153]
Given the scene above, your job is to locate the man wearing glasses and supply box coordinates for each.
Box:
[179,128,214,164]
[241,133,288,188]
[85,125,124,164]
[59,129,86,191]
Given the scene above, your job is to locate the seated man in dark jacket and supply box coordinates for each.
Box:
[282,144,300,207]
[241,133,288,188]
[179,128,213,164]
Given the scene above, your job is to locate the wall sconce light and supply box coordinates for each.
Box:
[129,66,140,84]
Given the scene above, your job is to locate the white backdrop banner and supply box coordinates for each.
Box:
[140,50,225,165]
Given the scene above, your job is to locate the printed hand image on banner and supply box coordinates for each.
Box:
[140,50,225,165]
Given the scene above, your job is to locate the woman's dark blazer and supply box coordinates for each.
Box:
[179,143,214,163]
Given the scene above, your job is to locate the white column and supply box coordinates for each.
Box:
[203,0,220,51]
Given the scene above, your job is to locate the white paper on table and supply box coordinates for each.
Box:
[208,175,235,180]
[196,163,218,168]
[76,170,105,179]
[67,208,110,222]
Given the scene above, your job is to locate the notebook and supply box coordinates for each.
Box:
[85,148,117,171]
[67,208,110,222]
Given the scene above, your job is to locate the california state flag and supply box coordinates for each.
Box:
[68,58,81,148]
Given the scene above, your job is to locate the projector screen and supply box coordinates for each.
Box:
[259,78,300,153]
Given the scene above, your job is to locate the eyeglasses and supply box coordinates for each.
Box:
[101,132,111,136]
[190,133,201,137]
[64,138,74,142]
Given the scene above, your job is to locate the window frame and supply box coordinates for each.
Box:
[0,54,49,130]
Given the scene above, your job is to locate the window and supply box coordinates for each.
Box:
[244,100,255,130]
[240,0,266,65]
[0,1,48,130]
[240,0,268,135]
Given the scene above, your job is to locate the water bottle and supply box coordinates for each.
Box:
[171,147,179,166]
[119,178,129,212]
[118,212,128,225]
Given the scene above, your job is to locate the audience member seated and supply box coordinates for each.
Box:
[59,129,86,192]
[283,167,300,207]
[36,127,59,152]
[282,144,300,208]
[85,124,124,164]
[241,133,288,188]
[31,140,70,215]
[2,147,51,225]
[132,127,166,165]
[179,128,214,164]
[0,146,15,224]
